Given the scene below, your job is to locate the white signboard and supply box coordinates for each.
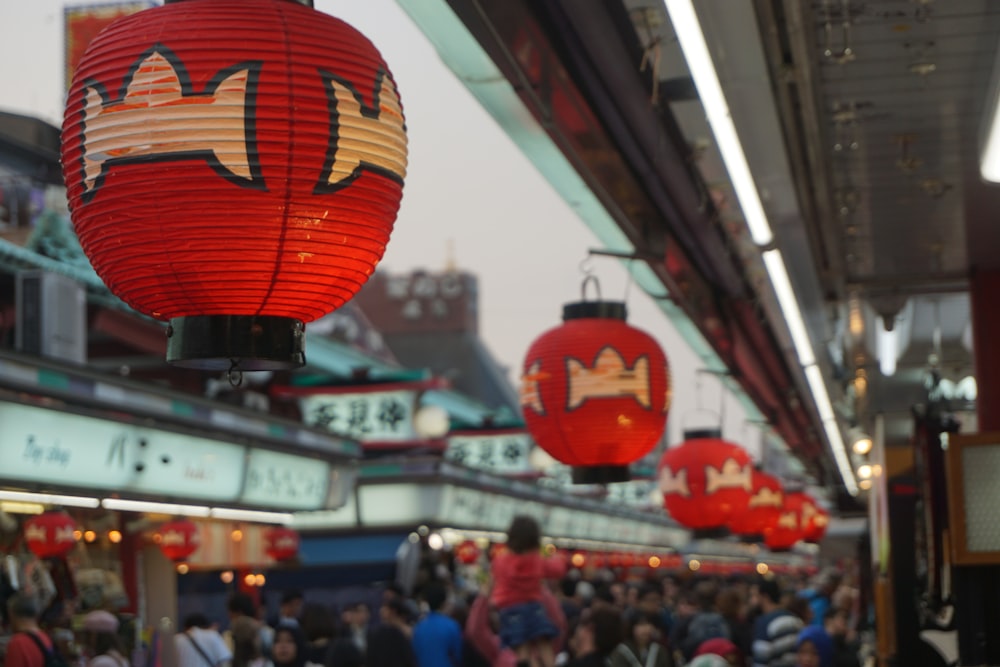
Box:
[299,389,417,442]
[0,402,243,501]
[242,449,331,510]
[445,432,532,474]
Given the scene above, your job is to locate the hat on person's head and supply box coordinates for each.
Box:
[83,610,119,633]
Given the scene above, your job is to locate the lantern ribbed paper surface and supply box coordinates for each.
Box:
[764,491,808,551]
[24,511,78,559]
[657,435,753,532]
[801,495,830,543]
[157,518,201,562]
[521,301,670,484]
[727,470,784,539]
[61,0,406,369]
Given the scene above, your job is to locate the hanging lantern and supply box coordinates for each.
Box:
[61,0,407,371]
[728,470,784,541]
[763,491,808,551]
[455,540,480,565]
[264,527,300,562]
[521,297,671,483]
[24,511,78,559]
[657,432,753,534]
[157,519,201,562]
[801,496,830,543]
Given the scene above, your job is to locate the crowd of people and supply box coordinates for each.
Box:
[0,517,866,667]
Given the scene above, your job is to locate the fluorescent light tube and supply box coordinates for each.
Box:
[804,364,835,421]
[822,418,859,495]
[210,507,294,524]
[981,47,1000,181]
[0,490,99,509]
[101,498,210,517]
[762,249,816,366]
[664,0,773,245]
[876,323,898,377]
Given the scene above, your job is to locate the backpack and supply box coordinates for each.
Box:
[685,611,730,654]
[22,631,70,667]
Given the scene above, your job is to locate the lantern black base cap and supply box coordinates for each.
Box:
[562,300,627,321]
[571,465,630,484]
[166,315,305,371]
[691,527,730,540]
[683,428,723,440]
[736,533,764,544]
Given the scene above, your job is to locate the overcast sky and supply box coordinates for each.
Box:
[0,0,756,450]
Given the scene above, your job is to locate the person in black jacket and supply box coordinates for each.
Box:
[822,608,860,667]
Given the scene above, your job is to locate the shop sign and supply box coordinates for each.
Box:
[299,389,417,442]
[444,431,532,474]
[0,402,243,500]
[242,449,330,510]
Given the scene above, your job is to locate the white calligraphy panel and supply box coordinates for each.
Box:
[299,390,417,442]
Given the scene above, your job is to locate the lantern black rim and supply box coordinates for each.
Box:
[562,300,627,321]
[571,465,630,484]
[166,315,306,371]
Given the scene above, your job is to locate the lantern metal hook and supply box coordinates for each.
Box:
[580,274,603,302]
[227,359,244,388]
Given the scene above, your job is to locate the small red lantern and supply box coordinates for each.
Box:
[264,527,300,562]
[657,432,753,533]
[801,497,830,543]
[61,0,407,371]
[157,519,201,562]
[763,492,808,551]
[728,470,784,540]
[521,300,671,483]
[24,511,78,559]
[455,541,480,565]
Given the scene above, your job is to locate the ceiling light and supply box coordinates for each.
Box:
[0,501,44,515]
[664,0,773,245]
[877,321,898,377]
[859,479,873,491]
[852,433,873,455]
[858,464,873,479]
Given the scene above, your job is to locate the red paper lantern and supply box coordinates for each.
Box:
[521,300,671,483]
[801,496,830,543]
[157,519,201,562]
[264,527,300,561]
[455,540,480,565]
[728,470,784,540]
[763,492,808,551]
[61,0,407,371]
[657,433,753,532]
[24,511,78,559]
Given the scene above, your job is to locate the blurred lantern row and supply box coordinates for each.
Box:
[657,431,830,550]
[22,511,302,568]
[519,289,828,552]
[452,540,816,578]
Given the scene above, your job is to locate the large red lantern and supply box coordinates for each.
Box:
[801,496,830,543]
[521,300,671,483]
[157,519,201,562]
[61,0,407,371]
[657,432,753,533]
[264,527,300,562]
[763,491,808,551]
[24,511,78,559]
[728,470,784,540]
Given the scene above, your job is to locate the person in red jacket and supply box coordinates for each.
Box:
[490,515,567,667]
[5,594,55,667]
